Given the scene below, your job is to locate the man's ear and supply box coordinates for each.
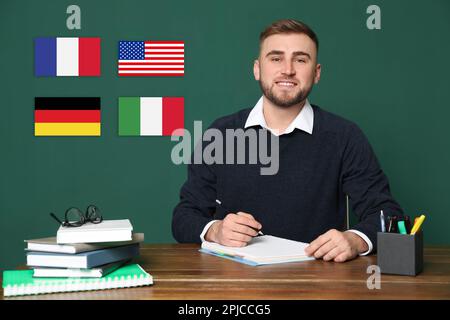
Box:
[253,59,260,81]
[314,63,321,84]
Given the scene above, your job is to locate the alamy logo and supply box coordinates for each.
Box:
[66,5,81,30]
[170,121,280,176]
[366,265,381,289]
[366,5,381,30]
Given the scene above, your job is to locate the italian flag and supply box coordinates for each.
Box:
[119,97,184,136]
[34,37,101,77]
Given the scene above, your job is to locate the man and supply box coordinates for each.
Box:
[172,19,403,262]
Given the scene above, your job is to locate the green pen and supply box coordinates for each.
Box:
[398,220,407,235]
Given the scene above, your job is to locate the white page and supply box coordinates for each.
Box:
[202,235,311,259]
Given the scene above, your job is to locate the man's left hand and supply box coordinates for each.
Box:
[305,229,369,262]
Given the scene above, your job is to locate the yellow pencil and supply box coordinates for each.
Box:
[410,214,426,235]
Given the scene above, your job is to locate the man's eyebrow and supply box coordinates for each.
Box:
[292,51,311,58]
[265,50,311,58]
[265,50,284,57]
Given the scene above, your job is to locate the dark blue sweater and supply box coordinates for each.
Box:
[172,105,403,250]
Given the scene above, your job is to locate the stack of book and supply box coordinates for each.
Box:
[3,219,153,297]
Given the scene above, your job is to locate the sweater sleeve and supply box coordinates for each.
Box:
[171,141,217,243]
[341,124,403,251]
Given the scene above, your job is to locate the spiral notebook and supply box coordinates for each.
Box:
[2,263,152,297]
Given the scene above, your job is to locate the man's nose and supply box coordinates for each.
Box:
[281,60,295,76]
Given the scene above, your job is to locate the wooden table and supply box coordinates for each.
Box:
[2,244,450,300]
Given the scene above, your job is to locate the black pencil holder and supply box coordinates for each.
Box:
[377,231,423,276]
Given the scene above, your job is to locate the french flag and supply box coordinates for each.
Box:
[35,37,101,77]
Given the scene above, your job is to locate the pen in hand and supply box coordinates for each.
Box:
[215,199,264,236]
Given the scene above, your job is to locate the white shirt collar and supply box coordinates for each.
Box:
[244,96,314,136]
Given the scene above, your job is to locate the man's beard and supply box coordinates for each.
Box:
[258,79,313,108]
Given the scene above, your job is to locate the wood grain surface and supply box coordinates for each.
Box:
[2,244,450,300]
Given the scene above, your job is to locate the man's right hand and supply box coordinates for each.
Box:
[205,212,262,247]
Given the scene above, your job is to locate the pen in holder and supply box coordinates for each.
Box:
[377,231,423,276]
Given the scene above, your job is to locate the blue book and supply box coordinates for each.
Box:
[26,244,140,269]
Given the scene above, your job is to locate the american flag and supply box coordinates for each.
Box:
[118,41,184,76]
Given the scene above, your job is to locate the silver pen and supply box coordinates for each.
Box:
[380,210,386,232]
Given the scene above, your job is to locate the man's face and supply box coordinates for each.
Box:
[254,33,321,108]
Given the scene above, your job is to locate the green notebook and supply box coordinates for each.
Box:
[2,263,153,297]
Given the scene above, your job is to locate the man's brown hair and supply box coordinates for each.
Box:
[259,19,319,53]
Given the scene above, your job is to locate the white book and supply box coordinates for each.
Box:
[201,235,315,265]
[32,260,129,278]
[56,219,133,244]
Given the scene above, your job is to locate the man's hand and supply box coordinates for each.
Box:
[305,229,369,262]
[205,212,262,247]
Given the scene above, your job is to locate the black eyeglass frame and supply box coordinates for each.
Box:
[50,205,103,227]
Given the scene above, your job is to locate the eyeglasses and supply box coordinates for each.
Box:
[50,205,103,227]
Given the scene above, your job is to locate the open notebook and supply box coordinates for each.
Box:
[2,263,152,297]
[200,235,315,266]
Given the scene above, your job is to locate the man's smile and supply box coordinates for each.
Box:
[275,80,298,88]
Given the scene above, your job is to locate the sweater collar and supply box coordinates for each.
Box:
[244,96,314,136]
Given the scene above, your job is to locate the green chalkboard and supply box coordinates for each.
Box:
[1,0,449,270]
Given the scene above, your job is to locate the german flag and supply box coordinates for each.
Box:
[34,98,101,136]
